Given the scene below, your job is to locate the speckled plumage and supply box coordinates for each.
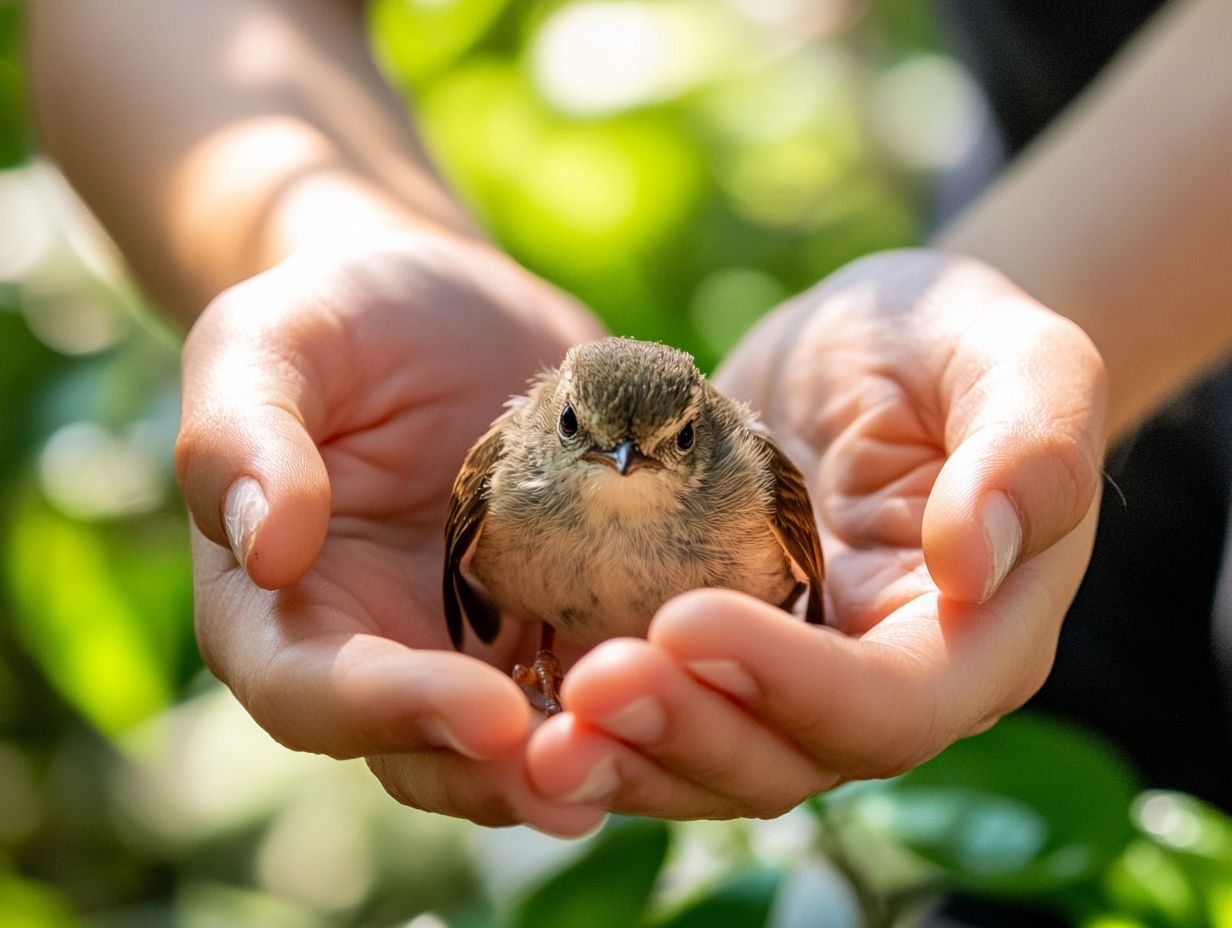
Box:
[443,337,824,652]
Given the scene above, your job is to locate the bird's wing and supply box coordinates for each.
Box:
[754,433,825,625]
[443,424,505,648]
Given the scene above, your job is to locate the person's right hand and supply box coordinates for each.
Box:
[525,249,1109,820]
[175,230,607,836]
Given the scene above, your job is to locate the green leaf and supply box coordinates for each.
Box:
[1105,792,1232,928]
[650,865,782,928]
[836,713,1140,896]
[511,817,670,928]
[1103,837,1202,928]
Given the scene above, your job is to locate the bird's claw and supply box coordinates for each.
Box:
[513,649,565,716]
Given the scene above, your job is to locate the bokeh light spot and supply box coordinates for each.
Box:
[871,53,983,170]
[532,2,724,116]
[39,421,167,520]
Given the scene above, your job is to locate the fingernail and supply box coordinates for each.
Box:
[599,696,666,744]
[421,716,487,760]
[562,756,619,803]
[980,491,1022,601]
[223,477,268,572]
[686,659,759,701]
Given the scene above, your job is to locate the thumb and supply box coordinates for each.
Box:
[174,288,331,590]
[922,312,1108,603]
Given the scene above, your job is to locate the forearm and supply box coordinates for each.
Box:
[940,0,1232,438]
[30,0,481,325]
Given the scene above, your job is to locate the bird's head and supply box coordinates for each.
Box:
[532,338,714,488]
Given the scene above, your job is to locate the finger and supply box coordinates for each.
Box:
[193,545,534,760]
[654,595,921,778]
[175,278,332,589]
[531,639,833,819]
[923,308,1107,602]
[251,633,535,761]
[529,713,781,821]
[368,750,607,838]
[650,520,1095,780]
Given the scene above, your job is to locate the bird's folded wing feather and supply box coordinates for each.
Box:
[757,434,825,625]
[443,424,505,648]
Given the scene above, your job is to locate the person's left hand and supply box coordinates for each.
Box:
[524,249,1108,818]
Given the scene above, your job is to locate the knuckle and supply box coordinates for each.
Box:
[1016,417,1102,545]
[1041,421,1100,500]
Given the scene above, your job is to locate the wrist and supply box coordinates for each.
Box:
[198,225,605,362]
[165,119,483,324]
[252,169,483,275]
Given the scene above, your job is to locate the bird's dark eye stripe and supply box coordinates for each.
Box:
[677,419,695,450]
[559,403,579,437]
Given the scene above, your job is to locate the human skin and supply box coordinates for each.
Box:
[528,0,1232,816]
[30,0,1232,826]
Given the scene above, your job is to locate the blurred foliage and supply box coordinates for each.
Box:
[1,1,1227,928]
[512,817,669,928]
[0,0,27,167]
[368,0,925,369]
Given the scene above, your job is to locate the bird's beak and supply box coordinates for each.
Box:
[587,439,661,476]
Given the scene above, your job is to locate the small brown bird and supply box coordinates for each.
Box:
[443,337,824,714]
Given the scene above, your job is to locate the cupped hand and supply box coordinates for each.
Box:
[175,230,606,835]
[527,249,1109,818]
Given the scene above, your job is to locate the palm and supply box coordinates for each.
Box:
[786,351,948,636]
[811,407,940,637]
[182,234,607,833]
[717,294,944,637]
[722,251,1096,635]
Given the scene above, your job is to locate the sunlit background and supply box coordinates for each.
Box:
[3,1,1231,927]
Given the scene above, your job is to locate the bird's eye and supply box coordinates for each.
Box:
[559,403,579,438]
[677,420,695,451]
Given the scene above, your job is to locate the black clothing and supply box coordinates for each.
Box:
[939,0,1166,156]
